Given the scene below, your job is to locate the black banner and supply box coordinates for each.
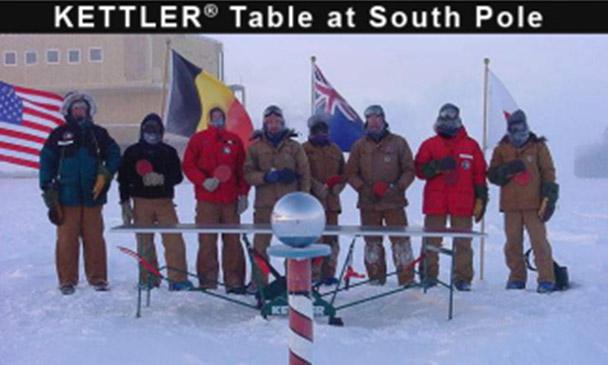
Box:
[0,1,607,33]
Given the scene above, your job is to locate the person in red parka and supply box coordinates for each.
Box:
[182,107,250,294]
[415,103,488,291]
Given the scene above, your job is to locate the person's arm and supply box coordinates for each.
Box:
[487,147,507,186]
[167,147,184,187]
[295,144,311,192]
[182,135,207,186]
[396,138,415,190]
[117,148,133,203]
[39,131,59,190]
[235,137,250,195]
[345,142,365,191]
[414,140,434,180]
[244,144,266,186]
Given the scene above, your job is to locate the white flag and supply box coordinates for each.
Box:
[487,70,519,148]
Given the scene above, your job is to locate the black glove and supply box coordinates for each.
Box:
[504,159,526,176]
[438,156,457,171]
[473,185,489,223]
[42,185,63,225]
[422,156,457,179]
[488,159,526,186]
[539,182,559,222]
[277,168,298,184]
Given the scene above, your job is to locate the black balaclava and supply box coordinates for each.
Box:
[507,109,530,148]
[434,103,463,138]
[308,114,330,146]
[140,113,164,145]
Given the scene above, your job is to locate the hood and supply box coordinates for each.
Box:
[139,113,165,142]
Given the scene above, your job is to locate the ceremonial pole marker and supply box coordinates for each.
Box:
[268,192,330,365]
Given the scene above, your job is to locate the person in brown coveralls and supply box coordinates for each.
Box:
[488,109,559,294]
[345,105,416,286]
[118,113,192,291]
[303,113,346,286]
[244,105,311,291]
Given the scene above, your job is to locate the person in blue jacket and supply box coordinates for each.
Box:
[39,91,121,295]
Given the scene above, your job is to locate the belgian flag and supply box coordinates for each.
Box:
[165,50,253,147]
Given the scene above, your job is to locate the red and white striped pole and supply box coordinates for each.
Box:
[268,192,330,365]
[287,258,313,365]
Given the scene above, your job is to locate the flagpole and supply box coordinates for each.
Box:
[160,39,172,121]
[480,57,490,281]
[310,56,316,114]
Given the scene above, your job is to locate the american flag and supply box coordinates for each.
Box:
[312,63,363,152]
[0,81,64,169]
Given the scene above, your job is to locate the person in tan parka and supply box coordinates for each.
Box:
[488,109,559,294]
[244,105,311,289]
[345,105,416,286]
[303,113,346,286]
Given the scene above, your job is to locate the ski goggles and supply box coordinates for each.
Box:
[263,105,283,118]
[364,105,384,118]
[438,105,459,120]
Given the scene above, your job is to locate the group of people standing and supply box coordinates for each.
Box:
[39,91,560,296]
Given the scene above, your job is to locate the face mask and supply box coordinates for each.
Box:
[309,133,330,146]
[143,132,161,145]
[435,118,461,138]
[508,126,530,148]
[210,118,225,128]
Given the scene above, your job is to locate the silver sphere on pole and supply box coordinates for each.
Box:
[271,192,326,248]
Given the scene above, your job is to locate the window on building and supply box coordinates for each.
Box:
[68,49,81,64]
[46,49,60,64]
[89,47,103,63]
[4,51,17,66]
[25,51,37,65]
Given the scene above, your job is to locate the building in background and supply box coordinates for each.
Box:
[0,34,224,152]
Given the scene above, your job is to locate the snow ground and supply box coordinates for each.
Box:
[1,176,607,365]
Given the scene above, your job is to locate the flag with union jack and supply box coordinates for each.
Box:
[312,63,364,152]
[0,81,64,169]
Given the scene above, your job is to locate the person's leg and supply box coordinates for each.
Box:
[450,215,474,285]
[133,198,160,286]
[220,202,246,290]
[156,199,188,283]
[81,205,108,287]
[422,215,448,281]
[523,210,556,284]
[55,206,82,288]
[252,208,273,285]
[385,208,414,286]
[504,211,527,284]
[360,209,387,283]
[196,201,220,289]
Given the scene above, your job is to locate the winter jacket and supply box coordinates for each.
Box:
[303,141,345,213]
[182,126,249,204]
[117,121,183,203]
[345,131,415,210]
[488,133,556,212]
[39,119,121,207]
[415,127,487,216]
[244,131,311,209]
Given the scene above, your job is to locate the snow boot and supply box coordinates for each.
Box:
[506,281,526,290]
[60,284,75,295]
[454,281,471,292]
[169,280,194,291]
[537,281,555,294]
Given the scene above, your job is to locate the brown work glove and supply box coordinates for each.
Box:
[92,165,111,200]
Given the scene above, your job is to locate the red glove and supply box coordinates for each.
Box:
[373,181,390,197]
[325,175,344,188]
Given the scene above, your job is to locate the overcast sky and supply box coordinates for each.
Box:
[211,34,608,180]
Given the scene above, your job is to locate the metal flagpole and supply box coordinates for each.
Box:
[160,39,172,121]
[310,56,316,114]
[480,58,490,281]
